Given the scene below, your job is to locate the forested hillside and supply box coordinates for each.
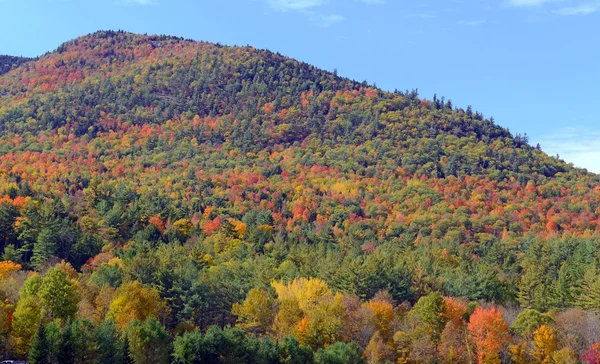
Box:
[0,30,599,363]
[0,55,34,76]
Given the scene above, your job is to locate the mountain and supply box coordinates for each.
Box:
[0,55,34,76]
[0,30,599,362]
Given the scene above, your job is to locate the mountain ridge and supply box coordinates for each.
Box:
[2,30,600,363]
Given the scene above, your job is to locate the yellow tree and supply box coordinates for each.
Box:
[364,331,396,363]
[532,325,556,364]
[9,295,42,356]
[0,261,21,280]
[107,281,167,329]
[271,277,343,348]
[364,300,395,341]
[271,277,330,312]
[232,288,275,335]
[297,294,345,349]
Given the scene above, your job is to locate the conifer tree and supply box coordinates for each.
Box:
[28,324,49,364]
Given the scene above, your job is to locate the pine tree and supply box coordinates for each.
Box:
[121,335,134,364]
[31,227,57,269]
[28,324,49,364]
[98,319,120,364]
[57,320,75,364]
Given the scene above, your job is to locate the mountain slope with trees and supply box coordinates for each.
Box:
[0,30,599,363]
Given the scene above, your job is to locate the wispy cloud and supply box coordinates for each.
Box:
[122,0,155,5]
[458,19,487,26]
[553,3,600,14]
[506,0,600,16]
[406,13,438,19]
[267,0,326,11]
[265,0,344,27]
[506,0,557,7]
[537,127,600,173]
[356,0,386,4]
[310,13,344,26]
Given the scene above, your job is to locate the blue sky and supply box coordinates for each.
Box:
[1,0,599,172]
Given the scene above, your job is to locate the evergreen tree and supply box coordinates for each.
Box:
[121,335,134,364]
[57,320,75,364]
[28,324,49,364]
[98,319,121,364]
[31,227,57,269]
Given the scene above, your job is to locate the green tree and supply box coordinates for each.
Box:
[511,309,552,338]
[576,269,600,312]
[10,295,42,356]
[98,319,122,364]
[28,324,50,364]
[125,318,171,364]
[314,341,364,364]
[409,291,447,345]
[57,320,75,364]
[39,267,80,321]
[31,227,57,269]
[277,336,314,364]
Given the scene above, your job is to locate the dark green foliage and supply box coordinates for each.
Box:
[512,309,553,337]
[277,336,315,364]
[0,55,33,75]
[28,325,50,364]
[57,320,75,364]
[98,319,122,364]
[173,326,280,364]
[125,318,171,364]
[314,342,364,364]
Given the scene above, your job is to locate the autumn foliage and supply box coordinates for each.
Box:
[0,30,599,362]
[467,307,510,364]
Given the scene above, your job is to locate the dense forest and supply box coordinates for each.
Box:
[0,55,34,76]
[0,30,599,363]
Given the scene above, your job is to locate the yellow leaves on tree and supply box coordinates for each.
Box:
[295,294,345,349]
[172,218,194,240]
[0,260,21,280]
[228,218,247,239]
[467,307,510,364]
[273,298,303,339]
[94,284,116,322]
[532,325,556,364]
[10,295,42,356]
[232,288,275,335]
[364,331,397,364]
[364,300,395,341]
[107,281,167,329]
[271,278,344,348]
[271,277,331,312]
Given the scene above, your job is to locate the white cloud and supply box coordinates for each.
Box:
[506,0,557,6]
[265,0,344,26]
[315,13,345,26]
[553,3,600,14]
[267,0,326,11]
[406,13,438,19]
[537,127,600,173]
[122,0,155,4]
[356,0,386,4]
[458,19,487,26]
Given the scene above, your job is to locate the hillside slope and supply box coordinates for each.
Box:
[0,55,34,76]
[1,30,600,362]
